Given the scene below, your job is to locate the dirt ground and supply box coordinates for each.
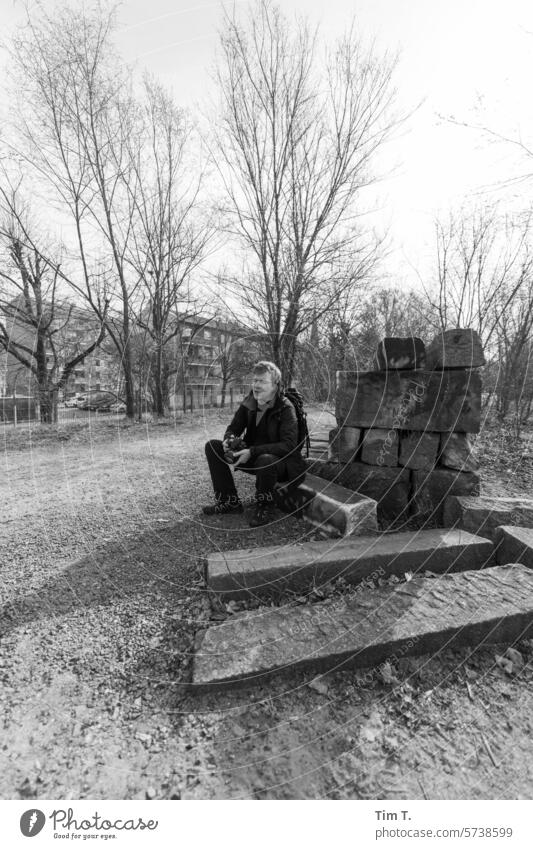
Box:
[1,409,533,800]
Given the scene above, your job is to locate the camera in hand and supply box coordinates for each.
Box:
[224,435,247,463]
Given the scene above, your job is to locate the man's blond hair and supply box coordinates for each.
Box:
[252,361,281,386]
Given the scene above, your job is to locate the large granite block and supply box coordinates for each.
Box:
[495,526,533,569]
[399,431,439,470]
[412,469,480,524]
[329,425,362,463]
[193,564,533,689]
[309,460,411,525]
[373,337,426,370]
[206,528,494,599]
[336,369,481,433]
[275,473,377,538]
[443,495,533,542]
[360,427,399,467]
[426,328,485,369]
[439,432,479,472]
[327,427,340,462]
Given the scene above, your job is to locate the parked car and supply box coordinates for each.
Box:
[107,401,126,413]
[63,394,89,407]
[78,391,117,411]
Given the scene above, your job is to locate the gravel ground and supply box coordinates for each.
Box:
[1,410,533,800]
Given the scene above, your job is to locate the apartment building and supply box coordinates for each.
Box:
[1,293,256,409]
[0,298,117,400]
[173,315,254,409]
[56,312,117,398]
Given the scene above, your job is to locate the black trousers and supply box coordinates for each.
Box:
[205,439,305,502]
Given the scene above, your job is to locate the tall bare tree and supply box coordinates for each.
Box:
[124,79,214,415]
[212,0,399,384]
[424,206,533,430]
[212,327,258,408]
[0,211,106,423]
[425,208,533,353]
[493,279,533,431]
[8,1,140,417]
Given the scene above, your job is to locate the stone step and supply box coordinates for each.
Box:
[495,526,533,569]
[275,473,378,538]
[206,528,494,600]
[192,563,533,690]
[443,495,533,541]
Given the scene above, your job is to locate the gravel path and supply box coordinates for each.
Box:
[2,412,533,800]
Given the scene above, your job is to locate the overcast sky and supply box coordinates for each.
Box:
[4,0,533,290]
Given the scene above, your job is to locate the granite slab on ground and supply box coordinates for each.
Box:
[206,528,494,600]
[193,563,533,690]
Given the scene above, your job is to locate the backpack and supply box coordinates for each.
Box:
[283,387,311,457]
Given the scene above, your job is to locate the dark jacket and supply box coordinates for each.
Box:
[224,390,307,478]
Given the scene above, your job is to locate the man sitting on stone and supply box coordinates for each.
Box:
[203,361,307,526]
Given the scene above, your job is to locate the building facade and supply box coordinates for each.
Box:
[171,315,255,410]
[0,298,117,401]
[1,298,256,410]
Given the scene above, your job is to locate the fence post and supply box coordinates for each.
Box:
[13,402,17,427]
[230,387,234,410]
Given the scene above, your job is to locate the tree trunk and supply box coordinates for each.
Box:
[122,336,135,419]
[279,333,297,386]
[153,341,165,416]
[160,362,170,415]
[35,333,57,423]
[39,388,56,424]
[153,359,164,415]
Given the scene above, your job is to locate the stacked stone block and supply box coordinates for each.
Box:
[325,330,484,526]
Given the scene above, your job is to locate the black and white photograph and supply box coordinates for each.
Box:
[1,0,533,832]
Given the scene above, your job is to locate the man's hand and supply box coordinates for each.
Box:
[233,448,251,467]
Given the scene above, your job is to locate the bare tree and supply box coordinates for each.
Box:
[7,2,141,417]
[0,212,106,423]
[424,206,533,429]
[212,0,400,384]
[424,208,533,353]
[311,283,431,379]
[493,280,533,432]
[124,79,214,415]
[211,328,258,407]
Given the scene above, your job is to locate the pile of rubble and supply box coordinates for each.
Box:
[319,328,484,526]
